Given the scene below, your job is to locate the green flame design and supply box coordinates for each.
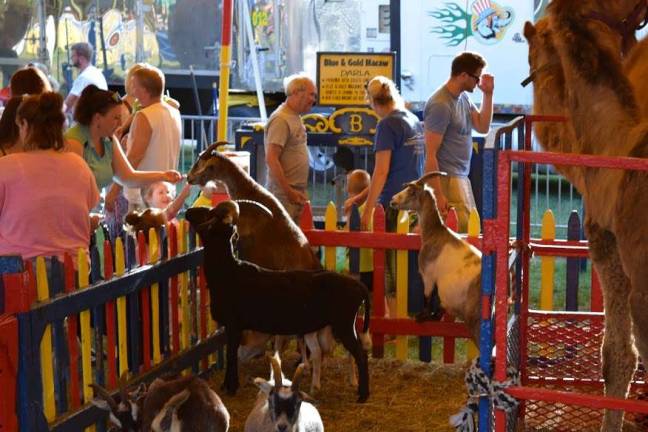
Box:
[428,2,473,47]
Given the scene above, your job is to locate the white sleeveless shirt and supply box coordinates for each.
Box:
[124,101,182,205]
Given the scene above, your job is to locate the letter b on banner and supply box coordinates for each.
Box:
[349,114,363,132]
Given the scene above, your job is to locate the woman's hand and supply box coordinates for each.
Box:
[163,170,183,183]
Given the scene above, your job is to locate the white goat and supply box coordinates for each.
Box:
[245,353,324,432]
[390,172,481,344]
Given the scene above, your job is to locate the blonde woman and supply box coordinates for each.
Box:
[349,76,426,317]
[353,76,425,231]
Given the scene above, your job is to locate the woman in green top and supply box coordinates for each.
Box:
[64,85,181,206]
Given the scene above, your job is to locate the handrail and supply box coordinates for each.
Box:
[485,115,525,149]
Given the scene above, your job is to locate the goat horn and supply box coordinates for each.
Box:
[291,364,305,391]
[268,352,283,389]
[90,383,119,412]
[416,171,447,186]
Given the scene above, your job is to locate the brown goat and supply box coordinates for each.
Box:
[187,143,320,270]
[91,375,230,432]
[187,144,339,394]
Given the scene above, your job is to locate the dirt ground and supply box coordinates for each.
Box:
[207,352,469,432]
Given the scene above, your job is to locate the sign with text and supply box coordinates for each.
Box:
[316,52,396,106]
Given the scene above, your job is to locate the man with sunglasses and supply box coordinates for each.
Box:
[423,51,494,233]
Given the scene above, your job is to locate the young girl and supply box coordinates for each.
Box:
[143,181,192,220]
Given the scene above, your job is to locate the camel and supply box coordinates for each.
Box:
[524,0,648,429]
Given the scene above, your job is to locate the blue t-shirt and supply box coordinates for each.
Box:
[375,109,425,207]
[423,85,476,177]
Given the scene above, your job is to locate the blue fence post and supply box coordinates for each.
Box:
[349,205,360,274]
[479,143,498,432]
[17,313,50,431]
[49,258,69,415]
[126,235,141,373]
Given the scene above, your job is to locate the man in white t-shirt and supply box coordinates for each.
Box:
[63,42,108,114]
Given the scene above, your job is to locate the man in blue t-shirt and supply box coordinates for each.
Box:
[424,52,494,232]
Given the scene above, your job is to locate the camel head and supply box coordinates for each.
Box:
[523,19,567,116]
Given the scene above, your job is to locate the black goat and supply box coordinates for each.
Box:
[186,201,371,402]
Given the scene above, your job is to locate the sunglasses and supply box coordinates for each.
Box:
[467,72,481,82]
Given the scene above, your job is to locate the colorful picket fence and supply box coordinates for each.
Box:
[301,201,482,364]
[0,221,221,431]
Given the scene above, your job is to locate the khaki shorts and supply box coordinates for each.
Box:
[440,176,476,233]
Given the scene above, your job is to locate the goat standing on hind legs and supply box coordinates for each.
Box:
[186,143,340,395]
[390,172,481,346]
[186,201,372,403]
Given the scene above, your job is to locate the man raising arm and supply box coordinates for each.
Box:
[423,51,494,232]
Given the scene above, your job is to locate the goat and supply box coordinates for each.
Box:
[186,143,320,270]
[91,375,230,432]
[186,200,371,402]
[245,353,324,432]
[186,143,336,394]
[390,172,481,345]
[124,208,168,238]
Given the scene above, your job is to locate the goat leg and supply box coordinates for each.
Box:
[223,328,242,395]
[415,284,445,322]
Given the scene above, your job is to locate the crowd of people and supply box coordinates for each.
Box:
[0,43,184,260]
[0,48,494,306]
[265,52,494,318]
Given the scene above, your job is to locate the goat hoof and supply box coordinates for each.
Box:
[357,393,369,403]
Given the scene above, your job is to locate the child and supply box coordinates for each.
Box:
[124,181,192,235]
[143,181,192,220]
[345,170,374,288]
[344,169,398,319]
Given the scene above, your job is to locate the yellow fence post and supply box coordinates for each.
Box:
[540,210,556,310]
[395,210,409,360]
[149,228,161,365]
[77,249,95,431]
[35,257,55,422]
[178,221,191,352]
[114,237,129,377]
[466,208,481,360]
[324,202,337,271]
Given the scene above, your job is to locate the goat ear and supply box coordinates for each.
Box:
[299,391,317,404]
[131,382,148,402]
[253,377,274,395]
[523,21,536,40]
[91,398,112,412]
